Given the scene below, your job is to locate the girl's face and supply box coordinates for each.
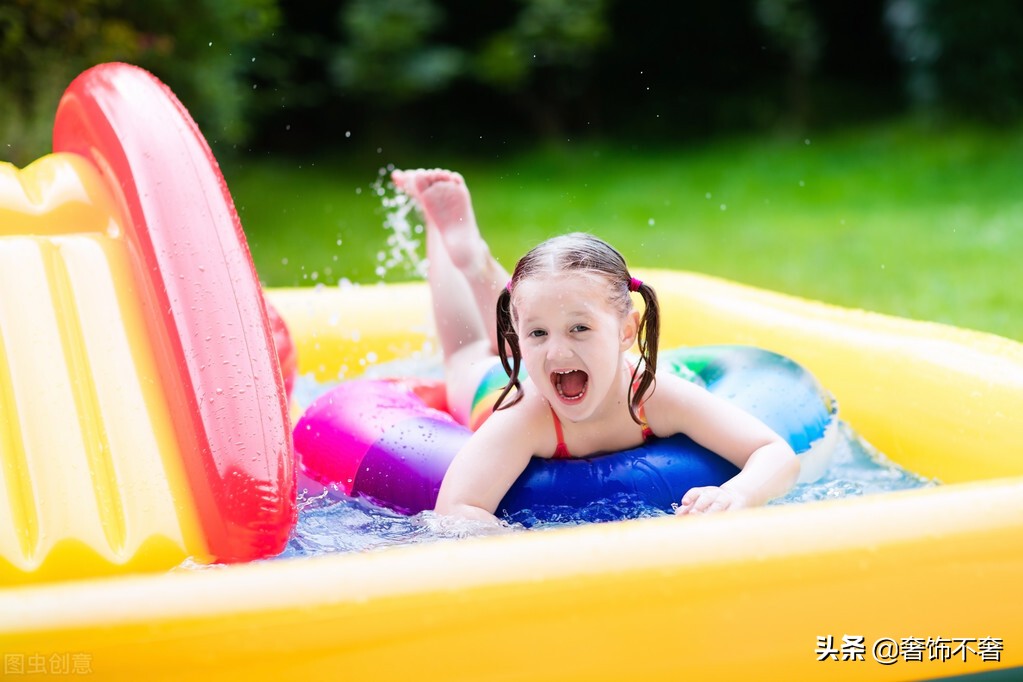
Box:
[512,272,638,423]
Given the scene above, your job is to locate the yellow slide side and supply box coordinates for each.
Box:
[0,154,205,584]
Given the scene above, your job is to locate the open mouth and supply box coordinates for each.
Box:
[552,369,588,402]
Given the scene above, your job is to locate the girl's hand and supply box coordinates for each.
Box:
[675,485,751,515]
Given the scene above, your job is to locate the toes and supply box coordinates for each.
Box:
[392,169,465,202]
[418,170,442,190]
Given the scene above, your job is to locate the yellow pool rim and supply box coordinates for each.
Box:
[2,274,1018,680]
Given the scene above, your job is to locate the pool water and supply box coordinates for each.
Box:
[277,372,936,561]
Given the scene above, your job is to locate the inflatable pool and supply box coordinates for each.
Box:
[2,64,1022,680]
[295,345,838,519]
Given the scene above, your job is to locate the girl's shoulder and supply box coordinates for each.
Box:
[476,380,560,457]
[642,370,709,427]
[484,380,552,430]
[649,368,705,400]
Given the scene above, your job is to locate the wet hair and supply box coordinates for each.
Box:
[494,232,660,424]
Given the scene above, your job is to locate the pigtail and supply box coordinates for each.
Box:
[494,287,524,410]
[628,281,660,423]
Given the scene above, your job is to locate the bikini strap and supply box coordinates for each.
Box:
[637,402,654,441]
[549,406,571,458]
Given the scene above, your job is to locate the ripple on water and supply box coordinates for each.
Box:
[279,420,936,560]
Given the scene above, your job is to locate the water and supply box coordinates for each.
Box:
[370,166,428,280]
[772,424,936,505]
[280,372,936,560]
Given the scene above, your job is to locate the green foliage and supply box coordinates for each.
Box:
[117,0,280,149]
[755,0,820,71]
[754,0,821,127]
[0,0,278,166]
[475,0,610,90]
[886,0,1023,121]
[323,0,610,133]
[331,0,463,102]
[0,0,133,164]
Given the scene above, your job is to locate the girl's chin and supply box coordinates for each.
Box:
[550,393,592,419]
[553,398,584,412]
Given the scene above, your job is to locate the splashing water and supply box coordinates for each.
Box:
[771,425,937,505]
[278,489,519,559]
[280,373,935,561]
[370,166,428,280]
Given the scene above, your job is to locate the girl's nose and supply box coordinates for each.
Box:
[547,337,573,360]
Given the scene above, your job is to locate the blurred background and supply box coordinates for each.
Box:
[2,0,1021,339]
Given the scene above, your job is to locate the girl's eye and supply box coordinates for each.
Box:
[571,325,590,333]
[528,329,547,338]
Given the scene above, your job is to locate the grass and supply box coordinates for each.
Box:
[224,119,1023,341]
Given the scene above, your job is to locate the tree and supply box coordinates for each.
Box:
[754,0,822,129]
[886,0,1023,121]
[324,0,610,139]
[0,0,278,166]
[331,0,463,103]
[473,0,610,135]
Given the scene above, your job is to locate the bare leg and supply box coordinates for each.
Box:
[393,169,509,423]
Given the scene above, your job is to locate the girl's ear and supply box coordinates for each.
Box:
[620,310,640,350]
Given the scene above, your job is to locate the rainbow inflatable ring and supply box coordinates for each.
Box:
[2,64,1022,680]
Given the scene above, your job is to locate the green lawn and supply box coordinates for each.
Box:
[225,119,1023,341]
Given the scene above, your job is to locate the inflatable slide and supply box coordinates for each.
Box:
[0,63,294,585]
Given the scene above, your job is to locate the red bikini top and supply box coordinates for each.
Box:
[550,394,653,459]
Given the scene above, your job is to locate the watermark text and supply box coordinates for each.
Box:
[816,635,1003,666]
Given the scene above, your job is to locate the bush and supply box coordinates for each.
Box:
[886,0,1023,121]
[0,0,278,166]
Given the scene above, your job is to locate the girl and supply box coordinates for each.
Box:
[392,168,799,524]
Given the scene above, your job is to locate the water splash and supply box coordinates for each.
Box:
[771,423,936,505]
[370,166,427,280]
[280,487,523,558]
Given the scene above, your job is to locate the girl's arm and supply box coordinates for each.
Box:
[645,375,800,514]
[435,400,543,523]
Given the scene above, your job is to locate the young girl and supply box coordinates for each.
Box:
[392,168,799,524]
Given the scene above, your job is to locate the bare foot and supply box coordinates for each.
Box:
[392,168,489,273]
